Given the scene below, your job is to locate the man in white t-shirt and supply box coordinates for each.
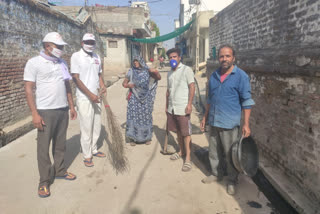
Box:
[24,32,77,198]
[71,33,107,167]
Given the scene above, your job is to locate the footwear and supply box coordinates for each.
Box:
[56,172,77,180]
[38,185,50,198]
[170,153,181,160]
[130,142,136,146]
[201,175,219,184]
[182,161,192,172]
[227,184,236,195]
[83,159,94,167]
[93,151,106,158]
[145,141,151,145]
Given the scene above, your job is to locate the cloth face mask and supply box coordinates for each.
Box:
[170,59,178,69]
[50,47,64,58]
[83,44,96,53]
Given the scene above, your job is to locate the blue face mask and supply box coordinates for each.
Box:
[170,59,178,69]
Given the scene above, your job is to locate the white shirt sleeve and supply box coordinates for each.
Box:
[98,55,102,74]
[23,59,36,82]
[185,66,195,85]
[70,53,80,74]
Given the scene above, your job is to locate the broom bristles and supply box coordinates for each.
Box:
[102,95,129,173]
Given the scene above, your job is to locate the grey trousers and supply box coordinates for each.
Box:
[37,108,69,187]
[208,126,239,184]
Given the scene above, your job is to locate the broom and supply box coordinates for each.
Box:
[101,93,129,174]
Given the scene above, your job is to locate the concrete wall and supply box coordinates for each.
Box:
[180,0,233,24]
[182,11,213,67]
[207,0,320,203]
[102,35,130,73]
[0,0,103,144]
[90,6,151,37]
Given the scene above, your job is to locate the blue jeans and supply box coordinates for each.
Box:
[208,126,239,184]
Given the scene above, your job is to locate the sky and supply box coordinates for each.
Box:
[54,0,181,48]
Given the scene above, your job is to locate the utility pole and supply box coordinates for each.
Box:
[195,0,200,73]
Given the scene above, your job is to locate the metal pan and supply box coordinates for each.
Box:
[231,136,259,177]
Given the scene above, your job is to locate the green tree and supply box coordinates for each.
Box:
[150,20,160,37]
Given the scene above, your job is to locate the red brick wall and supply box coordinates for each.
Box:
[0,57,29,127]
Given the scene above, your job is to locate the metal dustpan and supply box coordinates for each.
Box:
[231,136,259,177]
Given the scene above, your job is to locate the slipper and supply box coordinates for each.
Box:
[93,151,106,158]
[38,185,50,198]
[83,159,94,167]
[182,161,192,172]
[56,172,77,180]
[170,153,181,161]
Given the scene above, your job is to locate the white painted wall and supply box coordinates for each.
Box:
[180,0,234,25]
[103,36,130,73]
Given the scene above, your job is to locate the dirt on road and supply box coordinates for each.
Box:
[0,68,272,214]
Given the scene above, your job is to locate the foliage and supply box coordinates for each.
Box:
[160,48,166,58]
[150,20,160,37]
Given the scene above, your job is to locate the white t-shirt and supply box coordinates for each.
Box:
[70,49,102,100]
[167,63,195,115]
[23,56,68,109]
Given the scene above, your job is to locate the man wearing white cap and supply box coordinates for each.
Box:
[24,32,77,198]
[71,33,107,167]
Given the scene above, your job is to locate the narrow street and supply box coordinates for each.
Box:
[0,68,272,214]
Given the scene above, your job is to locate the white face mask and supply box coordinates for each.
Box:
[83,44,95,53]
[50,47,64,58]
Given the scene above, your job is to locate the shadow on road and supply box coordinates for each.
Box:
[64,134,80,169]
[64,128,106,170]
[121,138,159,214]
[153,125,179,153]
[153,125,211,177]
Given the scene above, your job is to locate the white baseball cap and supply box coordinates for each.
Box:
[82,33,95,41]
[42,32,67,45]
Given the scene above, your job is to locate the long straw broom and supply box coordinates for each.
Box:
[101,93,129,174]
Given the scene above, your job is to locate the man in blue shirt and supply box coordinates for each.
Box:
[200,44,255,195]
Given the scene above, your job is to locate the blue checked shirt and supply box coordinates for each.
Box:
[207,65,255,129]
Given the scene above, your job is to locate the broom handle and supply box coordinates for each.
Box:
[163,121,168,152]
[101,92,109,108]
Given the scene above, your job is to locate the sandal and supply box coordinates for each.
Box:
[93,151,106,158]
[56,172,77,180]
[38,185,50,198]
[182,161,192,172]
[130,142,136,146]
[83,159,94,167]
[170,153,182,161]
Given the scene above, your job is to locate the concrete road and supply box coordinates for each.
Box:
[0,68,272,214]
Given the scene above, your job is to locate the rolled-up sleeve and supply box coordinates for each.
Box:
[239,74,255,109]
[185,67,195,85]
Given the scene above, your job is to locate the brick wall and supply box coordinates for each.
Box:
[207,0,320,203]
[0,0,103,130]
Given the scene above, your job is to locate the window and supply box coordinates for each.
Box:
[108,41,118,48]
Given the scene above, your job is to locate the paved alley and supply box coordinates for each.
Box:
[0,68,272,214]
